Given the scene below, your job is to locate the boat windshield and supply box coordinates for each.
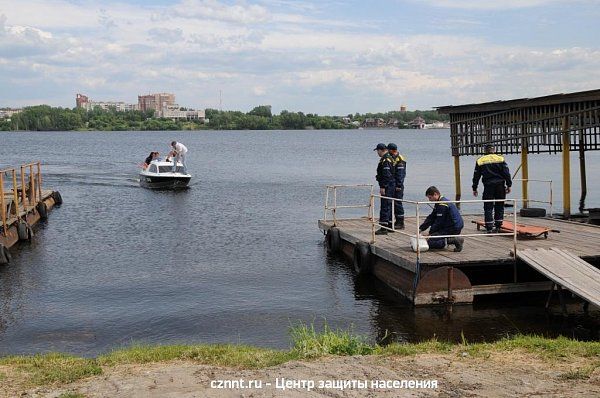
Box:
[158,166,185,173]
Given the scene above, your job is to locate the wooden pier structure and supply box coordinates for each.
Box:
[319,214,600,306]
[320,89,600,308]
[1,162,61,265]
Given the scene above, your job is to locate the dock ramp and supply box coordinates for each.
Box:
[517,248,600,308]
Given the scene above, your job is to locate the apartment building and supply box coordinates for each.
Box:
[76,93,137,112]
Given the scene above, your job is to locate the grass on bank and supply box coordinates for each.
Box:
[1,324,600,388]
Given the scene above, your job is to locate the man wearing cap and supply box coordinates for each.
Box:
[472,145,512,233]
[374,143,395,235]
[387,143,406,229]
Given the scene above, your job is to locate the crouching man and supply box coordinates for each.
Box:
[419,186,465,252]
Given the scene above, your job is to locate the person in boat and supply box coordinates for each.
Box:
[387,142,406,230]
[419,186,464,252]
[374,143,395,235]
[170,141,188,173]
[472,145,512,233]
[143,151,159,168]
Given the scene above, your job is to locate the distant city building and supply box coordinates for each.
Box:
[409,116,426,129]
[138,93,176,116]
[76,93,137,112]
[387,118,400,127]
[422,121,451,129]
[75,92,206,120]
[0,108,22,119]
[400,105,407,112]
[76,93,89,108]
[161,106,206,121]
[362,118,386,128]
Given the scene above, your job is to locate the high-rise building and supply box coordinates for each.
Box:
[138,93,176,116]
[76,93,89,108]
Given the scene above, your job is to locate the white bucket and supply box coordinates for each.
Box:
[410,237,429,252]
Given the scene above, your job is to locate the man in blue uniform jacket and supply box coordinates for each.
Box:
[374,143,395,235]
[387,143,406,229]
[472,145,512,233]
[419,186,464,252]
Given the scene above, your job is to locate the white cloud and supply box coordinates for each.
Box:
[419,0,564,10]
[253,86,266,95]
[0,0,598,113]
[172,0,271,24]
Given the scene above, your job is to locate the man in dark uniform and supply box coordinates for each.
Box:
[419,186,464,252]
[374,143,395,235]
[472,145,512,233]
[387,143,406,229]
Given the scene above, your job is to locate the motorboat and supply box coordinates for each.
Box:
[139,160,191,189]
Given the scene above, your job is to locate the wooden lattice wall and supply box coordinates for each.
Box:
[439,95,600,157]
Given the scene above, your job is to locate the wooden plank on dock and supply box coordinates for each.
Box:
[517,248,600,308]
[472,281,553,295]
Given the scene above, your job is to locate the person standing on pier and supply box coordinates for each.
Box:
[374,143,395,235]
[419,186,464,252]
[387,143,406,230]
[170,141,188,174]
[472,145,512,233]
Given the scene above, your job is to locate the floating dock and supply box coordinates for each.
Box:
[1,162,61,264]
[319,214,600,307]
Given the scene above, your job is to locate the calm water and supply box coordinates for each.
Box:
[1,129,599,356]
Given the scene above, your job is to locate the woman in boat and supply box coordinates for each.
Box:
[143,152,159,168]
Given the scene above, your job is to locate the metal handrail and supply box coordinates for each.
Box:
[513,178,553,216]
[324,184,374,226]
[370,194,520,292]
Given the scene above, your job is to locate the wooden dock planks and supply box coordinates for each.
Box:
[319,215,600,268]
[517,248,600,308]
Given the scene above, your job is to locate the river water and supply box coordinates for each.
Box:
[1,129,599,356]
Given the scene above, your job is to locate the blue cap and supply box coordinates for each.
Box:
[373,143,387,151]
[387,143,397,150]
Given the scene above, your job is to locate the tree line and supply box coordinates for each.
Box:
[0,105,448,131]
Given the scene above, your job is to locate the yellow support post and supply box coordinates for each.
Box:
[454,155,461,207]
[521,141,529,208]
[562,117,571,219]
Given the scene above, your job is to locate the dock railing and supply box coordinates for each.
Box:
[324,184,374,227]
[512,178,553,216]
[369,195,519,289]
[1,162,42,235]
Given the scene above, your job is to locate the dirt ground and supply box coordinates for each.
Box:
[4,351,600,397]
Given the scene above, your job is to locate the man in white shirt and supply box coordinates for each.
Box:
[170,141,188,174]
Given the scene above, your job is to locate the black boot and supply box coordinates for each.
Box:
[394,219,405,230]
[375,228,388,235]
[447,237,464,252]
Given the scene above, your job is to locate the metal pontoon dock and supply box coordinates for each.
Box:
[319,89,600,308]
[319,214,600,306]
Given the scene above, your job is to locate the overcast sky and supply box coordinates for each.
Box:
[0,0,599,114]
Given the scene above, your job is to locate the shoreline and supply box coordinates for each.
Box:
[1,333,599,396]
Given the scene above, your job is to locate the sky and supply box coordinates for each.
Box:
[0,0,599,114]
